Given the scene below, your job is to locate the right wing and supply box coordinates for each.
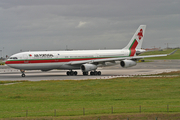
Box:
[67,50,177,65]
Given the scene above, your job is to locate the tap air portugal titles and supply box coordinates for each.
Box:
[5,25,176,77]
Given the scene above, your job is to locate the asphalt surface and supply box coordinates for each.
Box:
[0,60,180,81]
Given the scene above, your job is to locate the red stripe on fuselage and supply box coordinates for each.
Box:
[5,57,106,64]
[130,40,138,56]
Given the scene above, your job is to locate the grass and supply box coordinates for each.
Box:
[0,80,27,85]
[2,113,180,120]
[140,48,180,60]
[152,70,180,76]
[0,61,5,65]
[0,75,180,119]
[0,49,180,119]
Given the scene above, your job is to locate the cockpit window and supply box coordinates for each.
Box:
[9,57,18,59]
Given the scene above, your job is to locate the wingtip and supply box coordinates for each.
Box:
[168,49,177,55]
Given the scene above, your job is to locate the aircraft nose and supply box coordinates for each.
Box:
[5,61,8,64]
[5,60,10,65]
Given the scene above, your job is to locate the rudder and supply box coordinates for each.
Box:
[123,25,146,56]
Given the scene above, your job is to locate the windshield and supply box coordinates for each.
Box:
[9,57,18,60]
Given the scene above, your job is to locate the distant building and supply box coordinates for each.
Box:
[145,47,160,51]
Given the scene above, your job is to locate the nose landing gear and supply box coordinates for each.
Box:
[20,70,26,77]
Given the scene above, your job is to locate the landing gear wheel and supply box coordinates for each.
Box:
[21,74,25,77]
[90,71,101,76]
[97,71,101,75]
[67,71,70,76]
[83,72,88,75]
[90,71,94,75]
[67,71,78,76]
[74,71,77,76]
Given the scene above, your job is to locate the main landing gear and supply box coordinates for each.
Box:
[66,71,78,76]
[20,69,26,77]
[90,71,101,75]
[66,70,101,76]
[83,71,101,76]
[83,71,88,75]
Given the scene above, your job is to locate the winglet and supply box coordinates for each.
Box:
[168,49,177,55]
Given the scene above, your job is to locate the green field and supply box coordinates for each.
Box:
[0,49,180,119]
[140,49,180,60]
[0,61,5,65]
[0,72,180,119]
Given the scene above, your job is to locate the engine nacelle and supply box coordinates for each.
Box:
[120,60,137,68]
[80,64,97,72]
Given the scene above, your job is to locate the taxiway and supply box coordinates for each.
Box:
[0,60,180,81]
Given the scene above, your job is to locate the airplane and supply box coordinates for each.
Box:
[5,25,176,77]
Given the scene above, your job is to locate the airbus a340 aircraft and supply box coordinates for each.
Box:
[5,25,176,77]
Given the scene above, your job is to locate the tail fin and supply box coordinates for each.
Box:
[123,25,146,56]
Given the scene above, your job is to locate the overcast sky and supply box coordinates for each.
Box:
[0,0,179,56]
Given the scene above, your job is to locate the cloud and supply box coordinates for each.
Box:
[76,21,87,28]
[0,0,180,56]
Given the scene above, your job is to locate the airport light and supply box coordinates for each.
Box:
[3,47,4,58]
[0,50,2,59]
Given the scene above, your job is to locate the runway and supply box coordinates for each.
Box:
[0,60,180,81]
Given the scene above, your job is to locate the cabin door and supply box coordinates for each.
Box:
[23,54,29,63]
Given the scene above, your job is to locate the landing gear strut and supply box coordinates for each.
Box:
[66,71,78,76]
[20,69,26,77]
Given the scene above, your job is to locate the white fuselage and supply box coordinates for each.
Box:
[6,49,131,70]
[5,25,148,74]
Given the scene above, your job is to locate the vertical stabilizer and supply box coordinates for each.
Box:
[123,25,146,56]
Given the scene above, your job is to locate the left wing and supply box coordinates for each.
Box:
[67,50,177,65]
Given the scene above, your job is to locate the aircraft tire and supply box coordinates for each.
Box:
[83,72,88,75]
[67,71,70,76]
[90,71,94,75]
[74,71,77,76]
[67,71,78,76]
[21,74,25,77]
[97,71,101,75]
[90,71,101,76]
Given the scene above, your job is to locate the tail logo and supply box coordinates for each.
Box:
[137,29,143,40]
[129,29,143,56]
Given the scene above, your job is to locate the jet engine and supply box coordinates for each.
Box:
[80,64,97,72]
[120,60,137,68]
